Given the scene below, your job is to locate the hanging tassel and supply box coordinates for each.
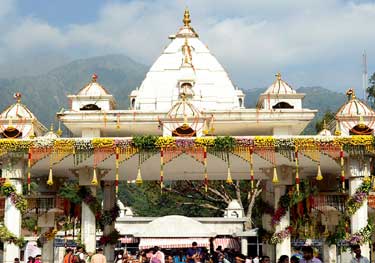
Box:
[340,147,345,192]
[249,147,254,192]
[47,167,53,186]
[115,147,119,195]
[295,150,300,193]
[272,166,279,184]
[226,152,233,184]
[160,148,164,190]
[136,166,143,186]
[226,166,233,184]
[28,148,31,194]
[204,146,208,192]
[91,167,98,186]
[364,163,370,183]
[316,163,323,181]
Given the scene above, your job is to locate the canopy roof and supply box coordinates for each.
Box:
[135,215,216,237]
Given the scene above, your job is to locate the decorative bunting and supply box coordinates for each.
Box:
[249,147,254,192]
[295,149,300,193]
[160,148,164,190]
[316,163,323,181]
[203,146,208,192]
[272,166,279,184]
[47,167,53,186]
[340,146,345,191]
[115,147,119,195]
[136,154,143,186]
[91,167,98,186]
[27,148,31,195]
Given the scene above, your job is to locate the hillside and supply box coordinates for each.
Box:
[0,54,148,125]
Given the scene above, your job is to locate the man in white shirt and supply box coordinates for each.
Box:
[350,245,370,263]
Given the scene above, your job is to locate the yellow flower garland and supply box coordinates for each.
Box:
[155,136,175,148]
[92,138,114,148]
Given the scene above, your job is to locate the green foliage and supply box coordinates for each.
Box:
[367,72,375,108]
[213,136,237,151]
[132,136,158,150]
[58,181,81,204]
[22,216,37,232]
[0,224,26,247]
[315,110,335,133]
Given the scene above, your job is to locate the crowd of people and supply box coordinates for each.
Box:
[18,243,370,263]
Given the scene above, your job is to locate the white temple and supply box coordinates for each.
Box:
[0,7,375,263]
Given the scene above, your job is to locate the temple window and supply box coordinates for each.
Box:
[80,104,101,111]
[272,102,294,109]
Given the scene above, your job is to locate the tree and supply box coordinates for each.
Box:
[119,179,263,229]
[315,110,335,133]
[366,72,375,107]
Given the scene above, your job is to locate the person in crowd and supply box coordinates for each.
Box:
[76,246,85,263]
[290,256,299,263]
[187,242,202,263]
[278,255,289,263]
[299,246,321,263]
[252,256,259,263]
[165,255,174,263]
[27,256,35,263]
[245,256,252,263]
[174,249,187,263]
[291,247,303,260]
[151,246,165,263]
[350,244,370,263]
[64,248,75,263]
[234,254,246,263]
[91,248,107,263]
[34,255,42,263]
[14,258,20,263]
[260,256,270,263]
[115,250,124,263]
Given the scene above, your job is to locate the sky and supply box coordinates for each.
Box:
[1,0,375,95]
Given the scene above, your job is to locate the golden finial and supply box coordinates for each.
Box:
[358,115,366,129]
[13,93,21,103]
[346,88,355,101]
[276,72,281,81]
[56,121,63,136]
[323,120,327,130]
[335,121,341,136]
[91,73,98,83]
[183,7,191,27]
[50,123,54,132]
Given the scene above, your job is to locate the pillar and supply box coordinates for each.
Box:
[103,181,116,262]
[241,237,248,256]
[3,161,23,263]
[349,158,370,259]
[274,185,291,260]
[41,227,54,263]
[323,244,336,263]
[78,168,97,254]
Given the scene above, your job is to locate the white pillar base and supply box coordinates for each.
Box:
[42,236,54,263]
[241,238,248,256]
[81,187,97,254]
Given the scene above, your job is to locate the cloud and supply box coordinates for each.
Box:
[0,0,375,94]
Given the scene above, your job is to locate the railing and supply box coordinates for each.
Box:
[25,195,66,214]
[313,192,348,213]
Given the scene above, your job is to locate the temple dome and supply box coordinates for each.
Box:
[77,74,110,96]
[132,9,243,112]
[0,100,35,120]
[264,73,296,95]
[336,89,374,118]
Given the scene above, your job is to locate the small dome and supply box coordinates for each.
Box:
[136,215,215,237]
[77,74,110,96]
[336,89,374,118]
[227,199,243,210]
[0,95,35,120]
[318,129,332,136]
[264,73,296,95]
[175,8,199,38]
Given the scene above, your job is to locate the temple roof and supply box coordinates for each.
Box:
[77,74,111,97]
[133,9,241,112]
[0,93,36,120]
[264,73,296,95]
[336,88,375,118]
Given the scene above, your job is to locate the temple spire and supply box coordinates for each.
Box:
[183,7,191,27]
